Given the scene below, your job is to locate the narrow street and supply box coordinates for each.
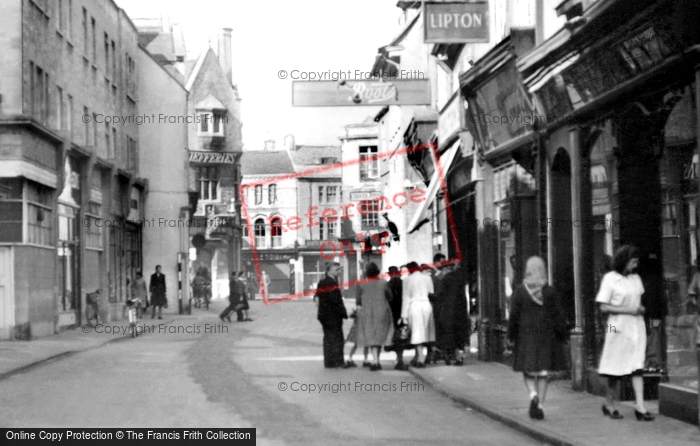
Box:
[0,300,542,445]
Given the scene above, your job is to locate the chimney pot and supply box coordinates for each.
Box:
[284,135,295,151]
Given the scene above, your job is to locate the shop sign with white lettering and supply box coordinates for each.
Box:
[424,2,490,44]
[188,152,236,164]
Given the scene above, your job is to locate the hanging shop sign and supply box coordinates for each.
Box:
[438,91,465,148]
[188,151,236,164]
[292,80,431,107]
[424,2,490,44]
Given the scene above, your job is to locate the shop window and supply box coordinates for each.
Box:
[359,146,379,180]
[26,181,53,246]
[270,216,282,248]
[0,179,24,243]
[254,218,266,248]
[359,200,379,228]
[85,201,103,250]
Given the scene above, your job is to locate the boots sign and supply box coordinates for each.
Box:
[292,80,430,107]
[424,2,489,44]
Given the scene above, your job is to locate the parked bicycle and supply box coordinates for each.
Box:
[85,289,101,327]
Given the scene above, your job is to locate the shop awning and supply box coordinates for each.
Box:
[407,140,460,233]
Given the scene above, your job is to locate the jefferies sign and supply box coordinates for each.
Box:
[424,2,490,44]
[188,152,236,164]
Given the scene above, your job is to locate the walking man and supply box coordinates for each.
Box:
[315,262,348,368]
[149,265,167,319]
[220,271,240,322]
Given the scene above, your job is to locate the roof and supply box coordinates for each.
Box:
[195,94,226,110]
[240,150,295,176]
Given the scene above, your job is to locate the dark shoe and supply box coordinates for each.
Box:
[244,318,253,322]
[362,361,372,368]
[414,362,425,368]
[529,396,540,419]
[444,358,452,366]
[409,358,418,367]
[454,358,464,366]
[158,316,162,320]
[602,405,624,419]
[394,363,408,371]
[535,408,545,420]
[226,316,232,323]
[219,315,226,322]
[634,410,655,421]
[369,364,382,371]
[343,360,357,368]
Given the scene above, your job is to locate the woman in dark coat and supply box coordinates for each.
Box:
[356,262,394,371]
[437,264,470,365]
[149,265,167,319]
[508,256,568,420]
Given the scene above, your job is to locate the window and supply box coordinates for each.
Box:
[85,200,103,249]
[67,95,73,137]
[0,179,24,243]
[104,32,109,76]
[359,199,380,228]
[105,122,110,158]
[91,17,96,60]
[56,86,63,130]
[92,112,97,147]
[254,185,263,205]
[67,0,72,39]
[254,219,266,248]
[197,167,218,201]
[57,0,64,33]
[26,181,52,246]
[359,146,379,180]
[326,186,338,203]
[320,216,338,240]
[82,8,87,55]
[270,217,282,248]
[83,106,89,145]
[111,40,116,78]
[30,62,49,123]
[198,112,225,136]
[268,184,277,204]
[318,186,324,203]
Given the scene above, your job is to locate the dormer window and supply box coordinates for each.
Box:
[198,112,225,136]
[195,94,227,139]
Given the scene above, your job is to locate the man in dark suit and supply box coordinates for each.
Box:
[149,265,167,319]
[315,262,347,368]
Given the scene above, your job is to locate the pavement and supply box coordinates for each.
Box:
[0,314,176,381]
[1,304,699,446]
[407,354,700,446]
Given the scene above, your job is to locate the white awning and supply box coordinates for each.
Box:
[407,139,460,233]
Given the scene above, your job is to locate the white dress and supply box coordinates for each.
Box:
[401,272,436,345]
[596,271,646,376]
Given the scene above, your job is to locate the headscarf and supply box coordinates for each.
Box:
[523,256,548,305]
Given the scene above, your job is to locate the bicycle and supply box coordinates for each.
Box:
[85,289,101,327]
[124,296,140,338]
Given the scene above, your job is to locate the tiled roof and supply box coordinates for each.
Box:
[288,145,342,178]
[240,150,295,176]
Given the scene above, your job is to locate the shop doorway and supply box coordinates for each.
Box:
[551,149,575,323]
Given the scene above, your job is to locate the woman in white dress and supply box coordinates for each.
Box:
[596,245,654,421]
[400,261,435,367]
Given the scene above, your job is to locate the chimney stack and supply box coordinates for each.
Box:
[217,28,233,85]
[284,135,295,152]
[264,139,275,151]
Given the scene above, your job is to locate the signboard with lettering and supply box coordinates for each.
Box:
[438,91,465,148]
[188,151,236,164]
[424,2,490,44]
[292,80,431,107]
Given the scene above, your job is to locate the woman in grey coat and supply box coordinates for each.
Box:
[356,262,394,371]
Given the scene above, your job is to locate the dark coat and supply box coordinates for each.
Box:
[316,275,347,325]
[149,273,167,306]
[508,284,568,373]
[436,268,470,350]
[229,279,245,304]
[388,277,403,326]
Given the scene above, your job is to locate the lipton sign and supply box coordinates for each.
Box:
[424,2,490,44]
[292,80,431,107]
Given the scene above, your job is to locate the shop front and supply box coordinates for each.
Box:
[519,0,700,423]
[459,29,540,363]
